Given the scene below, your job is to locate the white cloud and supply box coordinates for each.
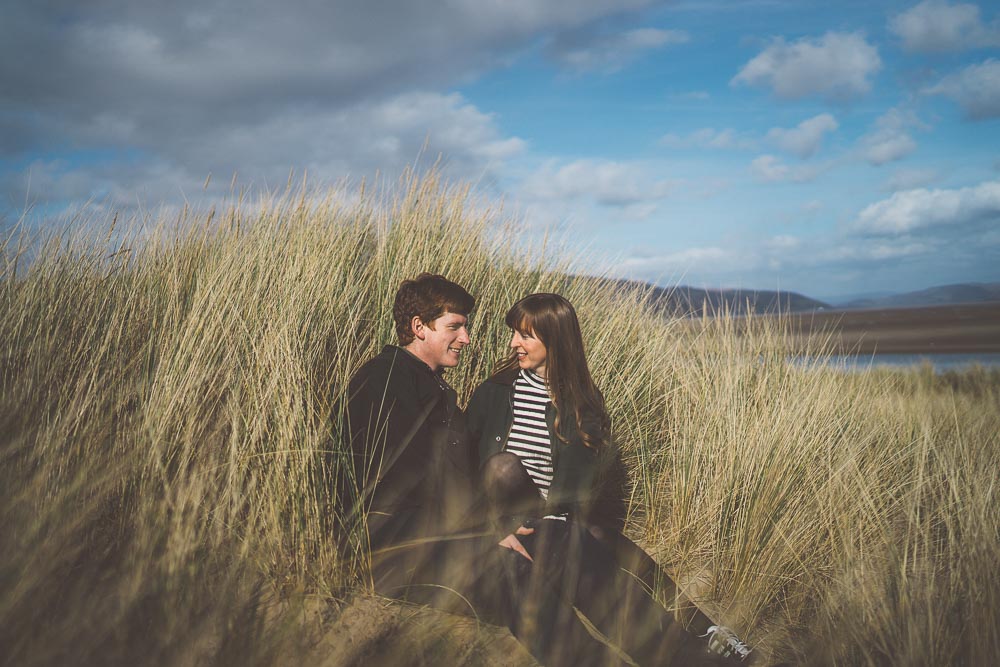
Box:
[750,155,823,183]
[765,235,801,250]
[731,32,881,101]
[620,245,732,275]
[859,108,926,166]
[665,115,840,159]
[859,109,929,166]
[924,59,1000,120]
[0,0,650,208]
[883,168,940,192]
[367,92,527,163]
[822,241,932,262]
[854,179,1000,235]
[2,157,214,224]
[890,1,1000,53]
[612,218,994,298]
[520,159,676,207]
[751,155,790,182]
[549,27,689,73]
[665,246,729,264]
[659,128,754,150]
[766,114,838,158]
[864,134,917,166]
[621,202,660,220]
[9,91,526,211]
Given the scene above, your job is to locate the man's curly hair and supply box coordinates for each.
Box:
[393,273,475,345]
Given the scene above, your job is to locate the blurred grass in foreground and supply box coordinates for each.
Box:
[2,171,998,666]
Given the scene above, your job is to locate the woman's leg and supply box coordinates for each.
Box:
[482,453,749,664]
[481,451,544,534]
[594,529,714,634]
[482,453,627,666]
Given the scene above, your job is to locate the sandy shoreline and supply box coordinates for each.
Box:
[760,301,1000,355]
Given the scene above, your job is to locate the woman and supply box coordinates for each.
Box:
[465,292,626,537]
[465,293,753,666]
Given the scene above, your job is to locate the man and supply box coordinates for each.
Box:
[345,272,484,609]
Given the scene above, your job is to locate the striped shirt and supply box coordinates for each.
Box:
[505,369,554,498]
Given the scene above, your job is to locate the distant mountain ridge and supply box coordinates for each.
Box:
[608,279,829,316]
[608,280,1000,316]
[839,282,1000,309]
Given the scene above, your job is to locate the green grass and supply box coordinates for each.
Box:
[2,171,998,665]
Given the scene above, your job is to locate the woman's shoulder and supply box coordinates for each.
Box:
[467,368,516,410]
[470,368,517,395]
[487,367,519,386]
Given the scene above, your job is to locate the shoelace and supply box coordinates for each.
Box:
[700,625,752,660]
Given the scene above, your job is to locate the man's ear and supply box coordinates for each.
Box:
[410,316,426,341]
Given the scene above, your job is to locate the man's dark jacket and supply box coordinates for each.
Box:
[347,345,479,542]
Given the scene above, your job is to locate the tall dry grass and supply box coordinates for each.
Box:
[617,317,1000,665]
[2,171,998,666]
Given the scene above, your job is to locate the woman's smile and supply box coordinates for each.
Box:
[510,329,548,377]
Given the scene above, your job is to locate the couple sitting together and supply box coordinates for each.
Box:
[345,273,752,666]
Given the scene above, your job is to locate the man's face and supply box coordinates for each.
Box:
[414,311,470,372]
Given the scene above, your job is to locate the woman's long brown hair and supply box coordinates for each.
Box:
[494,293,609,450]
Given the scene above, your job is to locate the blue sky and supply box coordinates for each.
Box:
[2,0,999,301]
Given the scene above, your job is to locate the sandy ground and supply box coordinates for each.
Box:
[305,594,537,667]
[767,302,1000,355]
[302,561,748,667]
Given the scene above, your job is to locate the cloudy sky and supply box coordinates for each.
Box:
[3,0,999,301]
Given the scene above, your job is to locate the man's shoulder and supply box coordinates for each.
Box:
[355,345,401,372]
[351,346,410,388]
[351,345,438,395]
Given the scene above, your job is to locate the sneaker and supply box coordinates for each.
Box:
[701,625,753,661]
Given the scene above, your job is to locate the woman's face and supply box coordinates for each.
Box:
[510,327,548,378]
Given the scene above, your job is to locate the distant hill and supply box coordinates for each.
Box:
[608,279,830,316]
[840,282,1000,309]
[606,279,1000,317]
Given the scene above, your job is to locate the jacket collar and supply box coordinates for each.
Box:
[383,345,458,398]
[381,345,445,379]
[486,366,519,387]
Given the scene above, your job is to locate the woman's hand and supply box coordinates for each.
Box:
[498,525,535,561]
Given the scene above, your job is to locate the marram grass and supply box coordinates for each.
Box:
[2,172,998,666]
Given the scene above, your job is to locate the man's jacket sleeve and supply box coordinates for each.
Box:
[346,357,423,497]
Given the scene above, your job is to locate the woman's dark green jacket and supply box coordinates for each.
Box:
[465,368,627,532]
